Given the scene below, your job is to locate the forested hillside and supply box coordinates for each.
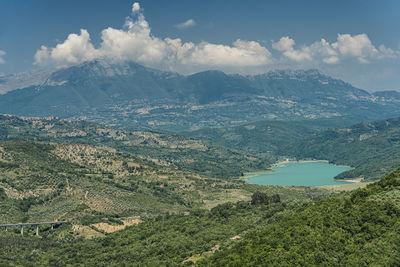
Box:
[1,167,399,265]
[0,134,324,237]
[286,116,400,181]
[184,118,357,155]
[200,167,400,265]
[0,140,261,226]
[0,114,273,178]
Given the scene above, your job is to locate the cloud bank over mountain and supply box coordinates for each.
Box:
[34,2,398,75]
[272,34,397,65]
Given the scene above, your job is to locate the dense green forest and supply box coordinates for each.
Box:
[201,168,400,265]
[1,168,399,265]
[184,118,358,155]
[0,199,286,266]
[186,116,400,181]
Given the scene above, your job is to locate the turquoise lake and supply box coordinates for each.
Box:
[246,161,353,186]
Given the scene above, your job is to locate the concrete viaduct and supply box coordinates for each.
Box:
[0,221,65,236]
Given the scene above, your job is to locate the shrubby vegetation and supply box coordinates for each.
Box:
[287,117,400,181]
[200,168,400,265]
[1,114,400,265]
[0,199,286,266]
[1,169,399,265]
[251,191,280,205]
[184,118,357,155]
[0,115,273,178]
[0,139,324,228]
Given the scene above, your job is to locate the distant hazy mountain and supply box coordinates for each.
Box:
[1,60,400,131]
[0,69,55,94]
[373,90,400,100]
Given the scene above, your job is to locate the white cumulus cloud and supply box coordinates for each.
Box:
[272,37,312,62]
[99,11,167,65]
[175,19,196,30]
[184,40,270,67]
[309,39,339,64]
[33,2,398,73]
[34,3,272,73]
[0,50,6,64]
[332,33,378,63]
[132,2,140,13]
[35,29,98,66]
[272,34,395,65]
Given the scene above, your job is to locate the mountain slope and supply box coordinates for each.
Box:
[286,116,400,181]
[0,140,276,226]
[1,60,400,131]
[0,69,55,94]
[183,118,358,155]
[201,167,400,266]
[1,165,398,265]
[0,114,273,178]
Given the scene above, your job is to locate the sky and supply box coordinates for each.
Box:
[0,0,399,91]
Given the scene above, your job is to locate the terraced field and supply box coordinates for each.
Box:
[0,140,327,238]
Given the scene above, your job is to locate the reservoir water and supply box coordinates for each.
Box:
[246,161,353,186]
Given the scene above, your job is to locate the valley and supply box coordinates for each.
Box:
[1,63,400,266]
[0,115,329,237]
[2,0,400,265]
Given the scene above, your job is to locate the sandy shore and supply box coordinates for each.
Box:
[317,181,372,191]
[272,159,330,167]
[336,177,364,183]
[242,170,275,179]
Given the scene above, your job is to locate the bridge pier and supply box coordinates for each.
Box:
[0,221,65,237]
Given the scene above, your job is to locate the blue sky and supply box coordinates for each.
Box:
[1,0,399,91]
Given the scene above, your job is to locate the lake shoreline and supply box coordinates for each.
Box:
[335,177,364,183]
[244,159,347,177]
[244,160,354,187]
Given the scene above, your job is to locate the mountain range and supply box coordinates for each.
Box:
[1,60,400,131]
